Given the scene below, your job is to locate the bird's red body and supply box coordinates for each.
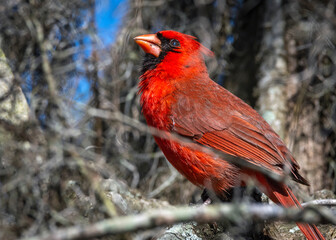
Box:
[135,30,325,240]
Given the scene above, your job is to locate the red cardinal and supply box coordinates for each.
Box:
[134,30,324,240]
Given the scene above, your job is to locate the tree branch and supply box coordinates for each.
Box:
[32,18,58,102]
[21,202,336,240]
[302,199,336,207]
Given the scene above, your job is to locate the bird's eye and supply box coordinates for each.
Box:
[169,39,180,47]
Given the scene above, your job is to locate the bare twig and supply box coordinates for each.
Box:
[67,148,118,217]
[32,18,58,102]
[21,203,336,240]
[302,199,336,207]
[87,107,288,184]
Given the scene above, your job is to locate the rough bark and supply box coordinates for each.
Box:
[256,0,334,193]
[284,1,334,193]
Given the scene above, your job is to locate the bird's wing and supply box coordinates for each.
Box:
[171,80,308,185]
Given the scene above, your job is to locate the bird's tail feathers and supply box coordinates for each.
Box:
[262,178,325,240]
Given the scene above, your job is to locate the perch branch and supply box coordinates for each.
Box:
[22,202,336,240]
[302,199,336,207]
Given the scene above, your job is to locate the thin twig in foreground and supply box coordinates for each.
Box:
[87,108,287,184]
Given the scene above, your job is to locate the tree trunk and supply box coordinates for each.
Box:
[257,0,287,140]
[284,1,334,193]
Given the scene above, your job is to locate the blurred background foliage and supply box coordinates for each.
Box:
[0,0,335,239]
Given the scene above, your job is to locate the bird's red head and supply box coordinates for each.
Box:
[134,30,214,76]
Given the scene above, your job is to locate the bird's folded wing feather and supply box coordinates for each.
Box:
[171,80,308,185]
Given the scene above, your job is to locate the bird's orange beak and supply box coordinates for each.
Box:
[134,34,162,58]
